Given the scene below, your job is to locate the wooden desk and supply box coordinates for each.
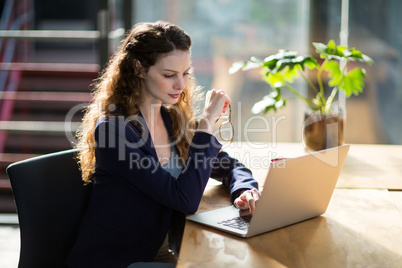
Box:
[178,144,402,268]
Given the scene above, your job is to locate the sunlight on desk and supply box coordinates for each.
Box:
[179,189,402,268]
[178,143,402,268]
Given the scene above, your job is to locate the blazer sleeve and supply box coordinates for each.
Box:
[94,117,222,214]
[210,150,259,202]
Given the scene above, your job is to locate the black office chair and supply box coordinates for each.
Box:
[6,149,91,268]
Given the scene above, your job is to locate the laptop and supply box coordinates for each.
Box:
[186,144,350,238]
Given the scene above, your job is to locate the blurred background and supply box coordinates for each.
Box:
[0,0,401,213]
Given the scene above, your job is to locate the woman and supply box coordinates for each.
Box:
[67,21,259,267]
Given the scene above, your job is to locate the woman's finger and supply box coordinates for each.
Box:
[204,89,231,121]
[252,189,260,201]
[234,199,245,209]
[245,191,256,214]
[235,189,262,214]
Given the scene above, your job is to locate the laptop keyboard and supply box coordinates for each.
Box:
[217,214,251,231]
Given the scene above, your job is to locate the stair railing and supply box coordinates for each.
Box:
[0,0,31,154]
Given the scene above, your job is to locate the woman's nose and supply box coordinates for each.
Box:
[174,77,185,90]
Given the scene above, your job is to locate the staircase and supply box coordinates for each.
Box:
[0,0,106,212]
[0,0,129,213]
[0,64,98,212]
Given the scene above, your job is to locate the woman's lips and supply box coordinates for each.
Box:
[169,93,181,98]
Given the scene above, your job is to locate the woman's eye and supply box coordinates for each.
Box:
[164,71,191,78]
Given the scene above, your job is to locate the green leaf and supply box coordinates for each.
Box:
[276,59,295,72]
[281,65,299,83]
[242,58,263,71]
[339,68,366,97]
[260,52,317,86]
[313,40,334,59]
[263,57,278,69]
[260,50,318,76]
[251,96,275,114]
[228,57,263,74]
[362,54,375,65]
[274,99,286,110]
[324,61,342,87]
[251,88,286,114]
[303,56,319,69]
[347,48,375,64]
[228,61,247,74]
[327,40,336,53]
[349,48,363,59]
[313,40,361,61]
[312,42,327,54]
[313,40,375,65]
[263,71,283,88]
[341,48,352,57]
[335,45,348,56]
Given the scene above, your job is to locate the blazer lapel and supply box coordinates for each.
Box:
[127,110,158,159]
[129,106,174,159]
[161,106,174,138]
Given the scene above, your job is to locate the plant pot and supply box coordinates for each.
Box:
[302,107,345,151]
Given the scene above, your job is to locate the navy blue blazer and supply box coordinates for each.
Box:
[66,107,258,267]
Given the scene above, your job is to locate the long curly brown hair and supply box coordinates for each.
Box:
[76,21,200,184]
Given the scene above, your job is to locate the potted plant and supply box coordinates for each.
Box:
[229,40,374,151]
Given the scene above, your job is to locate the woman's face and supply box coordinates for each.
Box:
[142,49,191,105]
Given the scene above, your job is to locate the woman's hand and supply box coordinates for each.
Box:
[197,89,231,134]
[234,189,261,215]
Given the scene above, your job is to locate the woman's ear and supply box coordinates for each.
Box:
[134,60,145,78]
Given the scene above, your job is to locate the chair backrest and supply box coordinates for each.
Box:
[7,149,91,268]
